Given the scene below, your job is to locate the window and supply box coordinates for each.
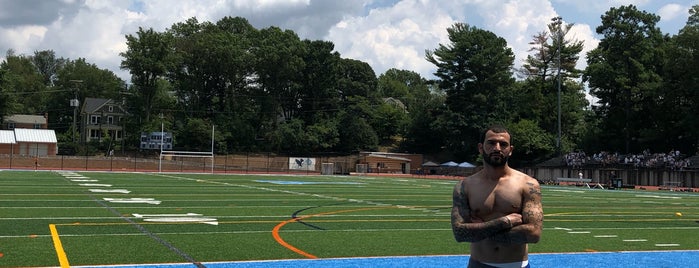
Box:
[7,123,15,129]
[90,115,100,124]
[90,129,101,138]
[108,105,113,112]
[107,116,114,124]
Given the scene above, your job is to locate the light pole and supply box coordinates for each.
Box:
[551,16,562,156]
[69,80,83,143]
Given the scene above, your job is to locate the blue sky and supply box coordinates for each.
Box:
[0,0,696,83]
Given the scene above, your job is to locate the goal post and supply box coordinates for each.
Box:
[355,163,368,176]
[159,150,214,173]
[158,124,216,173]
[321,163,334,175]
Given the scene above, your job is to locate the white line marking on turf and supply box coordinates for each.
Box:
[655,244,680,247]
[594,235,618,238]
[635,195,681,199]
[79,183,112,187]
[133,213,219,225]
[568,231,591,234]
[89,189,131,194]
[103,198,161,205]
[624,239,648,242]
[72,179,99,182]
[156,174,422,213]
[133,213,202,218]
[555,227,573,231]
[143,218,218,225]
[551,190,585,193]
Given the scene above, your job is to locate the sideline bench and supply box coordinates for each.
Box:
[556,178,592,183]
[556,178,604,189]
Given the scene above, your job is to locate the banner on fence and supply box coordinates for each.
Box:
[289,157,316,170]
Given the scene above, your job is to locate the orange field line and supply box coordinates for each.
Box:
[271,207,388,259]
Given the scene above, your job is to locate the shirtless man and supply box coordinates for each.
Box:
[451,125,543,268]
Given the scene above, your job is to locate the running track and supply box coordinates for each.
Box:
[76,250,699,268]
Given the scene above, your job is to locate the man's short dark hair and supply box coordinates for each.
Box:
[480,124,510,143]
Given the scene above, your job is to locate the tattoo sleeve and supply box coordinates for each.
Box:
[451,180,514,243]
[490,180,544,244]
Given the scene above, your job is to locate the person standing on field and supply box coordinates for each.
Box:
[451,125,543,268]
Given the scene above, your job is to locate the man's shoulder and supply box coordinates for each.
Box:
[508,168,539,185]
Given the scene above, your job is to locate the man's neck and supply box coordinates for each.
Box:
[482,164,509,181]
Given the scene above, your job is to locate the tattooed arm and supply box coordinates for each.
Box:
[451,179,516,243]
[491,178,544,244]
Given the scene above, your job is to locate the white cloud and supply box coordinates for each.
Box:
[657,4,686,21]
[328,0,454,78]
[0,0,689,85]
[481,0,558,73]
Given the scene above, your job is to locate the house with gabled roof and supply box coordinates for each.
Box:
[80,98,127,143]
[3,114,48,129]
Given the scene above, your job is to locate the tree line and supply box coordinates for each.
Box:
[1,4,697,165]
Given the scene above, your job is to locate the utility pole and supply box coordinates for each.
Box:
[551,16,563,156]
[69,80,83,143]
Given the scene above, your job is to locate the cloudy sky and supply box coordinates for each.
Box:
[0,0,696,84]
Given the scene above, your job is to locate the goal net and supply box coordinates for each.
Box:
[355,164,368,175]
[159,150,214,173]
[321,163,334,175]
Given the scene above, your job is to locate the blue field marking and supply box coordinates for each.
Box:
[254,180,363,185]
[75,250,699,268]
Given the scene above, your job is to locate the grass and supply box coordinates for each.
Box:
[0,170,697,267]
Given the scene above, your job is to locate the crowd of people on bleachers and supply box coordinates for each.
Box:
[564,149,693,170]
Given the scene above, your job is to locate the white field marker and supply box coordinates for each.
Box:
[568,231,591,234]
[103,198,161,205]
[144,217,218,225]
[79,183,112,187]
[89,189,131,194]
[72,179,99,182]
[623,239,648,242]
[133,213,218,225]
[594,235,618,238]
[133,213,203,218]
[655,244,680,247]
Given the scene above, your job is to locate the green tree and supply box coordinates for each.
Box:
[661,5,699,155]
[334,58,380,152]
[0,51,46,114]
[32,50,65,86]
[298,40,341,125]
[400,83,447,155]
[517,18,587,156]
[253,26,306,123]
[425,23,515,159]
[0,61,10,119]
[167,17,260,152]
[508,119,555,166]
[583,5,665,153]
[120,27,174,123]
[375,69,432,148]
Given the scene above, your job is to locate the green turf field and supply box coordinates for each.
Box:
[0,170,697,267]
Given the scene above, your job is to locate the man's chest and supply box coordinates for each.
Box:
[468,185,522,219]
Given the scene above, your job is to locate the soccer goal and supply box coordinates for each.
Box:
[158,124,215,173]
[355,163,368,176]
[321,163,334,175]
[159,150,214,173]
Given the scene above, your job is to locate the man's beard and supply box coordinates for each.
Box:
[482,152,508,167]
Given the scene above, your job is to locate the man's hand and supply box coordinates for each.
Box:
[504,213,523,228]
